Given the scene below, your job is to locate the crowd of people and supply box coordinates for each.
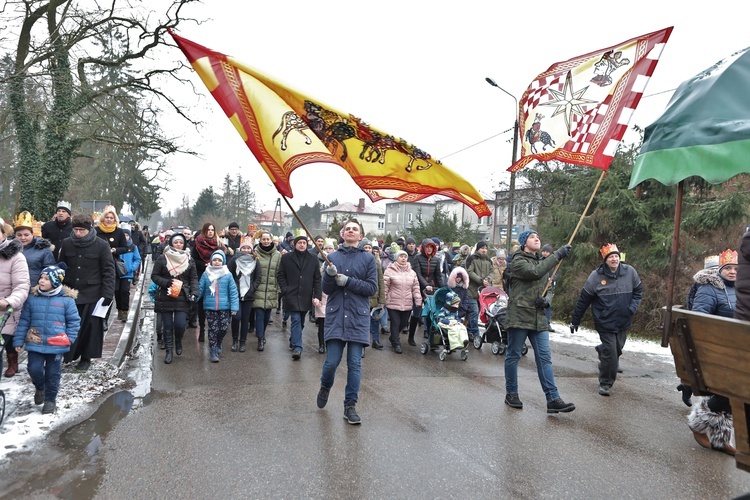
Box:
[1,203,748,445]
[1,202,144,414]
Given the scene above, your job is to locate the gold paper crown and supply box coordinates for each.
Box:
[719,249,738,268]
[600,243,620,260]
[13,211,35,230]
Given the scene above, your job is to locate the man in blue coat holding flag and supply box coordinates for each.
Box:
[316,218,378,425]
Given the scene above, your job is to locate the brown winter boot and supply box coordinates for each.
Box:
[4,352,18,378]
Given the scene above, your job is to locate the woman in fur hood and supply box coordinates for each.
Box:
[0,220,30,378]
[687,250,738,455]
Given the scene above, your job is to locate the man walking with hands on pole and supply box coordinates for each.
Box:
[316,219,378,425]
[504,229,576,414]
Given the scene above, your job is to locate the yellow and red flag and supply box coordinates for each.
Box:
[509,27,673,173]
[171,32,491,217]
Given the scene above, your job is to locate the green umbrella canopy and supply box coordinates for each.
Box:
[630,47,750,188]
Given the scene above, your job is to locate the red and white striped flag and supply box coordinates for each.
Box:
[509,27,673,172]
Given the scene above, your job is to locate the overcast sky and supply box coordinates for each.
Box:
[159,1,750,216]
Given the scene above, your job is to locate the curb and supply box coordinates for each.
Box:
[109,258,151,371]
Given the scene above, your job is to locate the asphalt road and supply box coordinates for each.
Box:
[4,306,750,499]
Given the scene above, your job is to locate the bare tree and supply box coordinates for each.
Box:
[2,0,199,219]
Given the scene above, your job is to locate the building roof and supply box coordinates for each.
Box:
[253,210,287,223]
[322,201,384,215]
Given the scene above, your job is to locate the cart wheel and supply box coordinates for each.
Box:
[491,341,501,355]
[522,344,529,356]
[420,342,429,355]
[0,390,5,426]
[498,343,507,355]
[439,350,447,361]
[461,350,468,361]
[473,335,482,349]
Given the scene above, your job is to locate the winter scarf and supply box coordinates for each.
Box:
[195,234,220,264]
[98,221,118,233]
[164,246,190,277]
[234,253,257,298]
[204,264,230,296]
[70,228,98,248]
[39,285,62,297]
[259,242,274,253]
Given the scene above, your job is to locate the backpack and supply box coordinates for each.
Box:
[685,282,700,310]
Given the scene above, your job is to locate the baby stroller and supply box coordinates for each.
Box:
[474,287,528,356]
[420,287,469,361]
[0,307,12,426]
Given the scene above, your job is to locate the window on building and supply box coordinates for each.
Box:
[388,214,392,223]
[407,213,413,222]
[378,221,384,230]
[528,203,537,217]
[396,213,401,223]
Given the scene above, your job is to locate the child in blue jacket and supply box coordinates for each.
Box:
[14,265,80,414]
[198,250,239,362]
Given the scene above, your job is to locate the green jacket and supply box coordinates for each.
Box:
[254,245,281,310]
[467,253,493,299]
[506,250,560,331]
[369,254,385,309]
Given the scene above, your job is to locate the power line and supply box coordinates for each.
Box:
[439,88,677,161]
[439,127,513,161]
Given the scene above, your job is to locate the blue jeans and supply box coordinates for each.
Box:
[27,351,63,402]
[255,308,272,339]
[289,311,305,353]
[162,311,188,341]
[466,298,479,335]
[320,339,363,406]
[504,328,560,402]
[370,314,380,342]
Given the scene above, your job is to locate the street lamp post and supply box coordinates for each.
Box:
[485,77,519,254]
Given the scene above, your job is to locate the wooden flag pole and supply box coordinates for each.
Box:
[542,169,607,297]
[280,195,333,267]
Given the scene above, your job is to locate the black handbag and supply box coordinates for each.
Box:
[115,257,128,278]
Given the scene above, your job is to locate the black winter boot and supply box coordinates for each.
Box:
[408,316,420,338]
[175,330,184,356]
[164,331,174,364]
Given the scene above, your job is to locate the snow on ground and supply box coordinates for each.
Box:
[549,321,675,363]
[0,359,126,461]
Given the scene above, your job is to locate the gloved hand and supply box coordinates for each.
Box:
[554,244,572,260]
[101,297,113,307]
[569,323,579,334]
[534,296,550,309]
[335,274,349,287]
[326,264,338,277]
[232,310,238,316]
[188,294,197,303]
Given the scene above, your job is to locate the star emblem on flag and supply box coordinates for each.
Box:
[539,71,598,135]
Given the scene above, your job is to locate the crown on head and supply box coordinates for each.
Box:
[240,236,254,249]
[719,249,738,268]
[703,255,720,269]
[600,243,619,259]
[56,200,72,212]
[13,211,35,230]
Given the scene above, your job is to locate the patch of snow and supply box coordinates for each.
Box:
[0,359,125,461]
[549,321,674,363]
